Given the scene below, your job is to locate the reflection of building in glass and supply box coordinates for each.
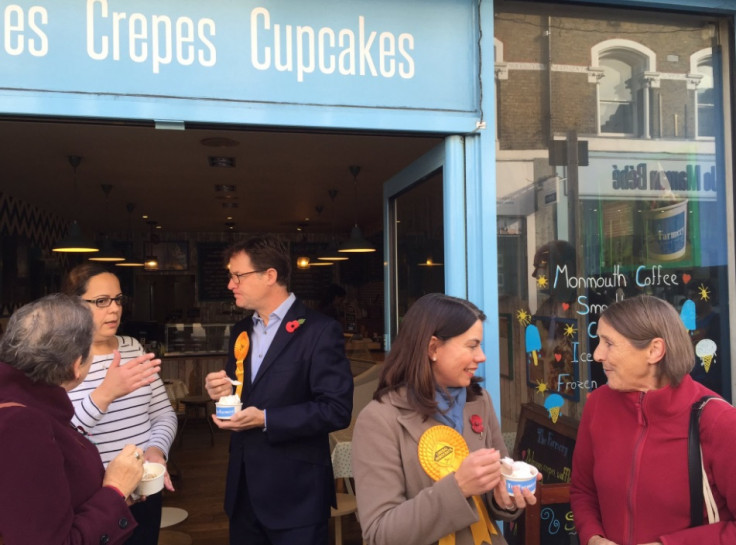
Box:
[494,3,731,427]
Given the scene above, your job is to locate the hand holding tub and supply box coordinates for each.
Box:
[104,444,145,501]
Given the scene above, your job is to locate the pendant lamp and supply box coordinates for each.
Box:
[417,257,444,267]
[318,189,349,261]
[89,185,125,262]
[143,220,159,271]
[89,238,126,262]
[338,166,376,253]
[116,203,145,267]
[53,220,99,253]
[53,156,100,253]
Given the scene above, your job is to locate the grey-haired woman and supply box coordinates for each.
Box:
[0,294,146,544]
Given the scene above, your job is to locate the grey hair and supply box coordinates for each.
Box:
[0,293,94,385]
[599,294,694,386]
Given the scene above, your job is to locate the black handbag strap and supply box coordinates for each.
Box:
[689,395,717,527]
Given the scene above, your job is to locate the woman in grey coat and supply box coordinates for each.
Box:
[352,293,538,545]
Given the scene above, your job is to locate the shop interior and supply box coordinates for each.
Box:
[0,118,445,359]
[0,118,450,543]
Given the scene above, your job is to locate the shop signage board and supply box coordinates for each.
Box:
[506,403,579,545]
[579,152,718,202]
[0,0,480,128]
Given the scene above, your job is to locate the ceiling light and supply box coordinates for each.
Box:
[318,190,349,261]
[53,156,99,253]
[418,257,443,267]
[318,243,349,261]
[339,225,376,253]
[208,156,235,168]
[116,203,145,266]
[144,256,160,270]
[53,220,99,253]
[339,166,375,253]
[296,256,310,269]
[89,238,125,262]
[89,186,125,261]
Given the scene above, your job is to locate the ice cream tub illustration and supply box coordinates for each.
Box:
[644,200,688,261]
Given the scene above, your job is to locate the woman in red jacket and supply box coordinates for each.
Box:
[570,295,736,545]
[0,294,147,545]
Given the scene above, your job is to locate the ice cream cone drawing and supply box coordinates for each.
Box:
[525,324,542,366]
[695,339,717,373]
[680,299,696,334]
[544,393,564,423]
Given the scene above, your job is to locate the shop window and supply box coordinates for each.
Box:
[599,57,635,133]
[692,51,715,138]
[592,40,656,137]
[495,3,732,434]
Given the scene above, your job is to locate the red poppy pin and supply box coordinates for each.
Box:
[285,318,306,333]
[470,414,484,434]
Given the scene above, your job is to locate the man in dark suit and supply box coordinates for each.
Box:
[205,235,353,545]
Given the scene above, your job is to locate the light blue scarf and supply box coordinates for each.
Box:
[434,386,467,433]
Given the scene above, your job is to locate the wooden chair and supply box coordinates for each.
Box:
[330,425,359,545]
[331,476,358,545]
[522,483,571,545]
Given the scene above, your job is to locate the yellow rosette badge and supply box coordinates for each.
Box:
[233,332,249,398]
[418,426,497,545]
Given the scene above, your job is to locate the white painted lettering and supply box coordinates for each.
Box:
[296,25,315,82]
[88,0,217,73]
[249,8,415,82]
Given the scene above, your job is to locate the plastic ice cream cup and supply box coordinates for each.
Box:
[501,458,538,496]
[135,462,166,496]
[216,394,242,419]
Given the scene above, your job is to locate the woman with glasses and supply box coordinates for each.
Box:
[63,263,177,545]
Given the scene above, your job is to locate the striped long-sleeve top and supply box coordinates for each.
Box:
[68,336,178,466]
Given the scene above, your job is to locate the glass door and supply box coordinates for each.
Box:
[383,143,445,350]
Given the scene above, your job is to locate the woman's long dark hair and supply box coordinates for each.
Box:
[374,293,486,419]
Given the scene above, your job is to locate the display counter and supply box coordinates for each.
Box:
[161,354,228,396]
[164,323,231,356]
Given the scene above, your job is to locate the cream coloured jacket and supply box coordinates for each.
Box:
[352,387,519,545]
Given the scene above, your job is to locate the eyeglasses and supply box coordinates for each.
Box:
[227,270,265,284]
[82,295,129,308]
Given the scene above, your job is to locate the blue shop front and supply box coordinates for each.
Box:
[1,0,735,441]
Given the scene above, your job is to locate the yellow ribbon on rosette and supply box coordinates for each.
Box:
[233,332,249,398]
[418,426,497,545]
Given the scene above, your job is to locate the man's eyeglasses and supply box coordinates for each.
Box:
[227,270,265,285]
[82,295,130,308]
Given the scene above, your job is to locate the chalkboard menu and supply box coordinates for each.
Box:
[505,403,579,545]
[197,242,231,301]
[513,403,577,484]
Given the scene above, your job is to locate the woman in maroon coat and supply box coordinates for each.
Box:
[0,294,148,545]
